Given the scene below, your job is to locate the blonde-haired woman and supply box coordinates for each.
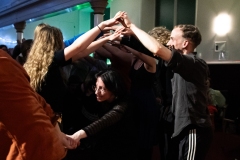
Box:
[33,22,49,40]
[24,15,122,121]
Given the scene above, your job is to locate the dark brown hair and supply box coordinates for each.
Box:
[175,24,202,47]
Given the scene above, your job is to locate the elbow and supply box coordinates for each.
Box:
[151,47,161,56]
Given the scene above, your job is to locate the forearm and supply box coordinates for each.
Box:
[83,103,127,136]
[70,27,122,61]
[72,20,109,49]
[103,43,132,62]
[72,37,109,61]
[73,129,87,141]
[64,18,117,61]
[129,24,172,61]
[72,26,102,51]
[83,111,122,136]
[70,19,118,51]
[96,46,112,58]
[124,45,156,68]
[121,35,158,60]
[120,35,140,51]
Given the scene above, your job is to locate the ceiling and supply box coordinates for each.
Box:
[0,0,90,28]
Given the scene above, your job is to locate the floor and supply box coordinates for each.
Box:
[152,130,240,160]
[205,131,240,160]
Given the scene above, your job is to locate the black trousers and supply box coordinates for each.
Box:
[169,125,213,160]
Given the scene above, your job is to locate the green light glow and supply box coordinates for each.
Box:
[28,0,114,24]
[43,2,91,19]
[72,2,91,10]
[42,0,113,20]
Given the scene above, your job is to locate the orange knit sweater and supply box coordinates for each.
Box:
[0,50,66,160]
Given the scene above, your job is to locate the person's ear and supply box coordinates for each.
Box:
[183,40,189,48]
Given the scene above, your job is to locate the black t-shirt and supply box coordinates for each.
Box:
[37,50,72,113]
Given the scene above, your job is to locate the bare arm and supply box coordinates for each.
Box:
[119,11,172,61]
[95,46,112,59]
[123,45,156,73]
[64,12,123,61]
[102,43,133,64]
[69,129,87,144]
[71,31,122,61]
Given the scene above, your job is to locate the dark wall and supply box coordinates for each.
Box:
[155,0,196,30]
[208,64,240,119]
[156,0,175,30]
[177,0,196,25]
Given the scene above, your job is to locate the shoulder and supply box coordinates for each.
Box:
[53,50,72,66]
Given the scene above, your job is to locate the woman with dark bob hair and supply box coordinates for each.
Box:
[70,69,138,160]
[95,69,127,101]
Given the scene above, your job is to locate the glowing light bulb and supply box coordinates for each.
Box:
[213,13,231,36]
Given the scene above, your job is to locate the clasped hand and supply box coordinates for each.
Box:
[103,11,134,39]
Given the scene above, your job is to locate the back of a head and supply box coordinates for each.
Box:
[34,23,50,40]
[11,44,21,59]
[28,25,64,63]
[175,24,202,48]
[148,26,171,46]
[0,44,7,49]
[21,39,33,57]
[34,25,63,52]
[24,25,63,91]
[0,44,8,52]
[84,69,98,91]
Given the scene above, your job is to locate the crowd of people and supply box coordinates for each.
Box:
[0,11,214,160]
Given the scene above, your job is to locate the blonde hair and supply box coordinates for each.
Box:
[34,23,49,40]
[24,25,64,91]
[148,26,170,46]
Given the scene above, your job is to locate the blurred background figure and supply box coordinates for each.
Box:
[0,44,11,55]
[15,39,33,65]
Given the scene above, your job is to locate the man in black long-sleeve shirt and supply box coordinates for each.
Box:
[118,11,213,160]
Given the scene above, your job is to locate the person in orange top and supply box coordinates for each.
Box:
[0,49,77,160]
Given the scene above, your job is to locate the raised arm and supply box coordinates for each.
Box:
[102,43,133,63]
[123,45,156,73]
[71,31,122,61]
[118,11,172,61]
[95,46,112,59]
[64,12,123,61]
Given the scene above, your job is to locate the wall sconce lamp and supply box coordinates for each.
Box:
[213,13,231,36]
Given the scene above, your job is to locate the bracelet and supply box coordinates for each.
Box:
[97,25,102,32]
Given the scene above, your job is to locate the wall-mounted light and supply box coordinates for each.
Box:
[213,13,231,36]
